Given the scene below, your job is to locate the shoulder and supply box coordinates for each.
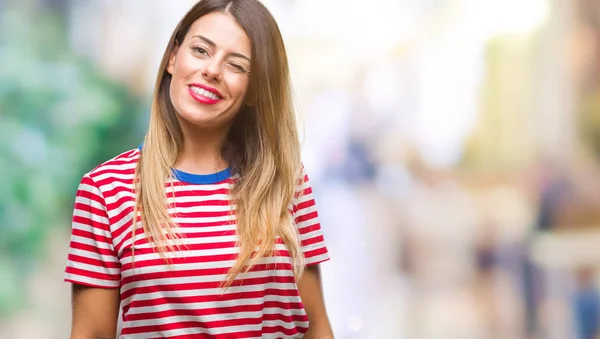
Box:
[82,148,140,186]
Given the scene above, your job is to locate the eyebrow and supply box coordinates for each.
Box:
[192,34,251,62]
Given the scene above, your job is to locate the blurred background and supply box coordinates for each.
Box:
[1,0,600,338]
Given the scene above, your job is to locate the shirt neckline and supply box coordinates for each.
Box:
[137,144,231,185]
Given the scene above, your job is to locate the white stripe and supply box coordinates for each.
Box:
[119,241,291,265]
[111,213,137,241]
[174,224,237,234]
[70,234,114,250]
[300,241,327,253]
[299,229,323,242]
[73,208,109,225]
[64,273,120,288]
[170,204,233,214]
[68,247,118,263]
[90,161,137,174]
[66,259,120,275]
[296,219,319,230]
[113,222,240,252]
[293,192,314,206]
[127,294,303,314]
[123,325,307,339]
[128,234,239,250]
[172,215,236,224]
[75,195,106,211]
[121,263,294,289]
[108,200,135,221]
[78,183,103,196]
[119,246,240,264]
[263,332,305,339]
[164,181,232,193]
[99,180,134,197]
[94,171,135,183]
[304,253,329,265]
[124,312,304,329]
[167,194,230,204]
[72,221,111,239]
[121,255,293,280]
[103,190,135,206]
[122,282,299,305]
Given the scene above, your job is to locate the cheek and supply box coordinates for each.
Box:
[172,54,197,83]
[227,77,250,99]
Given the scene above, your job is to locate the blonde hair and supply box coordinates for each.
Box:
[132,0,304,287]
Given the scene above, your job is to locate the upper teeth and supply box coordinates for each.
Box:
[191,86,220,100]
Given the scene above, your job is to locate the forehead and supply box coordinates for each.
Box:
[186,12,251,56]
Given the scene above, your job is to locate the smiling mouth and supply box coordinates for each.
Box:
[189,85,222,101]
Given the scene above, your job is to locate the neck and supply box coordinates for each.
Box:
[174,122,231,175]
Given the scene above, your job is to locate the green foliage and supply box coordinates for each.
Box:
[0,3,146,317]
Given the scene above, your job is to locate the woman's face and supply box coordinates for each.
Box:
[167,12,252,131]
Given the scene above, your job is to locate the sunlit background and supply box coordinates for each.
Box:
[2,0,600,338]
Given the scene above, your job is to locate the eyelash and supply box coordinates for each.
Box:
[192,46,208,56]
[191,46,247,73]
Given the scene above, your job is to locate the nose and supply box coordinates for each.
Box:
[201,58,222,82]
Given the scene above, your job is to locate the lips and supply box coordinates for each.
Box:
[188,83,223,104]
[189,83,222,99]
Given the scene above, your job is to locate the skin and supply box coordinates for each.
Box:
[300,265,335,339]
[168,12,253,175]
[70,12,333,339]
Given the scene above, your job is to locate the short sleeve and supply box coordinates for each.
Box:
[292,166,330,266]
[64,174,121,288]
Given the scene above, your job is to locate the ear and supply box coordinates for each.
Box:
[166,45,179,75]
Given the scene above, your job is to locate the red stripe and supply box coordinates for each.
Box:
[76,186,105,206]
[300,234,325,247]
[71,227,111,243]
[170,199,231,209]
[126,300,304,321]
[105,195,134,216]
[121,263,294,286]
[295,211,318,224]
[297,222,321,235]
[68,253,120,269]
[95,176,134,189]
[126,289,301,310]
[91,166,135,178]
[121,317,305,336]
[166,188,230,198]
[121,276,297,300]
[295,199,316,211]
[65,266,120,282]
[303,247,329,259]
[69,240,116,257]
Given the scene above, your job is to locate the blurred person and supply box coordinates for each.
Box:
[522,158,571,338]
[572,267,600,339]
[62,1,333,338]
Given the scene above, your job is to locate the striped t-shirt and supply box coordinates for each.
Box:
[64,148,330,338]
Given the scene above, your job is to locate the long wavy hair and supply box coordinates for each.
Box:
[132,0,304,287]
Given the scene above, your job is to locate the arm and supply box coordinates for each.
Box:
[298,264,334,339]
[70,284,120,339]
[65,174,122,338]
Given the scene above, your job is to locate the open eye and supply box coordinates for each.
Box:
[191,46,209,56]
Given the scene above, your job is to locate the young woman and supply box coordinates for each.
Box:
[64,0,333,338]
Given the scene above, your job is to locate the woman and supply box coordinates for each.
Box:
[64,1,333,338]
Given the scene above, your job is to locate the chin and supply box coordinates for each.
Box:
[177,109,231,130]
